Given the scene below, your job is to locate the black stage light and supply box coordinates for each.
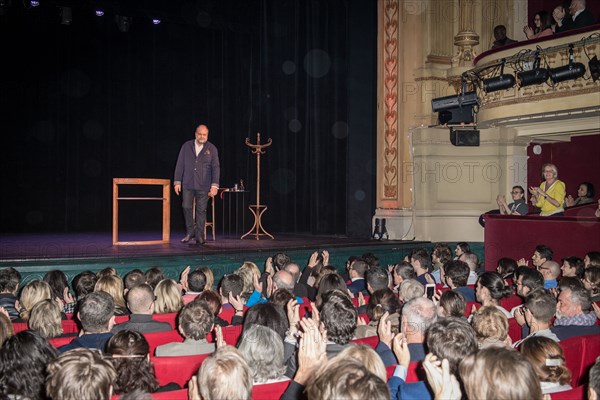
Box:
[588,55,600,82]
[549,44,586,84]
[517,68,549,87]
[483,74,516,93]
[431,91,478,112]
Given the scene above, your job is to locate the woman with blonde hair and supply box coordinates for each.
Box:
[335,344,387,382]
[95,275,129,316]
[16,280,53,321]
[471,305,512,349]
[529,163,566,216]
[235,261,261,300]
[154,279,183,314]
[520,336,572,394]
[29,299,75,339]
[198,267,214,291]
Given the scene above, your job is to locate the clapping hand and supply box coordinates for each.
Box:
[392,332,411,368]
[423,354,462,400]
[377,312,394,349]
[214,325,225,348]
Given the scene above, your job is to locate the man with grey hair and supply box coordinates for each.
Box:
[553,0,595,33]
[538,260,560,289]
[551,286,600,340]
[189,346,252,400]
[459,252,480,285]
[283,262,308,298]
[273,270,295,292]
[377,297,437,365]
[111,284,171,334]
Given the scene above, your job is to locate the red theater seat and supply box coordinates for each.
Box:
[152,353,210,387]
[145,330,184,355]
[549,385,585,400]
[579,334,600,386]
[11,322,28,334]
[48,336,75,348]
[151,389,188,400]
[559,336,585,388]
[507,318,522,343]
[251,380,291,400]
[499,295,522,311]
[351,335,378,349]
[220,324,243,346]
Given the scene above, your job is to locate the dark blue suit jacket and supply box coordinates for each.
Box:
[347,278,367,295]
[174,139,220,191]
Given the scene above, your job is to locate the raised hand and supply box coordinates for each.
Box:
[180,266,191,292]
[392,332,411,367]
[322,250,329,266]
[423,354,462,400]
[377,312,394,348]
[214,325,225,348]
[287,299,301,337]
[63,287,75,304]
[308,251,319,268]
[295,317,327,385]
[228,292,244,311]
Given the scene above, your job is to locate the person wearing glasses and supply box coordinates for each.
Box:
[479,185,528,227]
[529,163,566,216]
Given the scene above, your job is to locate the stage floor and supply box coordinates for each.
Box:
[0,231,427,262]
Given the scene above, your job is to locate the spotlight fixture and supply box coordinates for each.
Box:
[152,18,161,25]
[95,10,104,17]
[588,55,600,82]
[549,44,586,84]
[432,80,479,126]
[483,59,516,93]
[517,52,549,87]
[59,6,72,25]
[115,15,132,32]
[30,0,39,6]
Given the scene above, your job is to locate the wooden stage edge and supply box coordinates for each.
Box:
[0,231,431,263]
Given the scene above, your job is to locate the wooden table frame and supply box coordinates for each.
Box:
[112,178,171,245]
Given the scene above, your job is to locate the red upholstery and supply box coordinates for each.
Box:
[579,334,600,386]
[151,389,188,400]
[507,318,522,343]
[220,325,243,346]
[559,336,585,388]
[145,330,184,356]
[152,354,210,387]
[484,214,600,271]
[358,313,370,323]
[218,305,248,325]
[499,295,522,311]
[386,365,396,379]
[351,335,378,349]
[406,361,426,382]
[464,301,481,318]
[251,380,291,400]
[298,298,312,319]
[48,336,75,348]
[549,385,585,400]
[11,322,28,334]
[350,296,370,309]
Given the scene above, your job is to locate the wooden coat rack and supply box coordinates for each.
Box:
[241,133,274,240]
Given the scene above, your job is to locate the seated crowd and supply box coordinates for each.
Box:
[0,243,599,400]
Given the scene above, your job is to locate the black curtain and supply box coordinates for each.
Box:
[0,0,376,237]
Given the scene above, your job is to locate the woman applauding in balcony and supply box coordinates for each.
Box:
[529,163,566,216]
[565,182,595,207]
[524,11,554,40]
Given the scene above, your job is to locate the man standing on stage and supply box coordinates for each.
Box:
[174,124,220,246]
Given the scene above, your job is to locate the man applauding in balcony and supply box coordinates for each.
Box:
[553,0,595,33]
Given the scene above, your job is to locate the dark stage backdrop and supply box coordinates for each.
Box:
[0,0,377,237]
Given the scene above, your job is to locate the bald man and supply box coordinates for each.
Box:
[111,284,171,333]
[174,124,220,246]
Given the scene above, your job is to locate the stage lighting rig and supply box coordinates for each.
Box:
[549,44,586,84]
[483,59,516,93]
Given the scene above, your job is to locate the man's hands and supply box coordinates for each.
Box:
[423,354,462,400]
[294,317,328,385]
[209,187,218,197]
[377,312,394,349]
[174,183,181,196]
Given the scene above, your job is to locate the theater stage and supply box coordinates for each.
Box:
[0,231,433,284]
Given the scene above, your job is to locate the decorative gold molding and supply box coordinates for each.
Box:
[382,0,399,200]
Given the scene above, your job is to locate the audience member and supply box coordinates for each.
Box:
[154,279,183,314]
[459,348,543,400]
[189,346,253,400]
[29,299,69,339]
[337,344,387,382]
[392,261,416,291]
[198,289,234,327]
[539,260,561,289]
[112,284,171,333]
[366,267,391,294]
[437,290,466,318]
[514,267,545,305]
[243,301,288,340]
[97,267,118,279]
[552,286,600,340]
[474,272,513,318]
[43,269,75,314]
[529,163,566,216]
[182,269,206,304]
[198,266,214,290]
[15,279,53,321]
[315,273,349,308]
[561,256,585,279]
[566,181,595,207]
[454,242,470,259]
[0,330,57,400]
[58,291,115,353]
[520,336,572,394]
[95,275,129,316]
[459,252,480,285]
[513,289,559,348]
[410,248,435,285]
[480,186,528,227]
[398,278,424,304]
[123,269,145,292]
[443,260,475,301]
[219,273,244,309]
[585,251,600,268]
[0,267,21,320]
[524,11,554,39]
[553,0,595,33]
[155,300,215,356]
[471,305,512,349]
[347,259,369,295]
[583,266,600,301]
[355,288,400,338]
[144,266,165,290]
[72,270,97,300]
[491,24,517,48]
[46,348,116,400]
[307,357,389,400]
[238,325,289,384]
[431,243,453,282]
[496,257,518,281]
[235,261,261,300]
[0,310,13,346]
[388,317,478,399]
[283,262,309,298]
[106,330,179,395]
